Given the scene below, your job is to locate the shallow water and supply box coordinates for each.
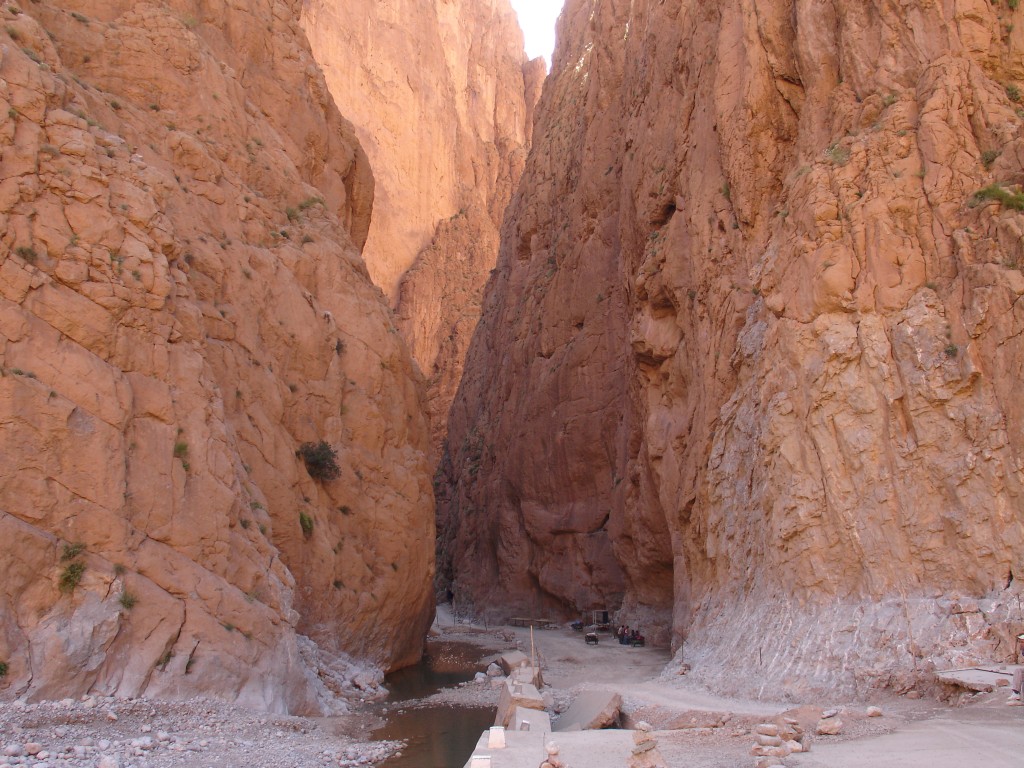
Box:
[383,641,488,702]
[373,640,494,768]
[372,706,494,768]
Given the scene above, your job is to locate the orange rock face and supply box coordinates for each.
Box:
[440,0,1024,697]
[302,0,544,452]
[0,0,433,712]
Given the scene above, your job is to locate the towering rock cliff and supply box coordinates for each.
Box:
[0,0,433,712]
[302,0,545,450]
[440,0,1024,698]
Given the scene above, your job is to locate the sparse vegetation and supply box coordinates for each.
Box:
[826,143,851,165]
[881,93,897,107]
[1007,83,1022,103]
[62,542,85,561]
[332,579,343,589]
[299,512,314,537]
[118,590,138,610]
[338,505,351,515]
[981,149,1001,169]
[156,649,172,670]
[70,11,89,22]
[239,519,251,529]
[15,245,37,262]
[173,441,189,459]
[5,24,19,40]
[58,561,86,593]
[970,183,1024,210]
[945,344,959,358]
[113,563,127,576]
[110,100,121,111]
[297,441,340,481]
[0,660,7,677]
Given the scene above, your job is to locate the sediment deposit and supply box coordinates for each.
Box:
[439,0,1024,698]
[0,0,433,712]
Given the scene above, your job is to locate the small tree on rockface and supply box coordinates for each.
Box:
[297,441,341,482]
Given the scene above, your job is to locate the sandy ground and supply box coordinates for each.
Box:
[1,610,1021,768]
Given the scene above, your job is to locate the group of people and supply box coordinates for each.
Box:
[615,625,644,646]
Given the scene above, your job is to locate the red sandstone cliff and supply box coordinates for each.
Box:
[302,0,545,453]
[0,0,433,712]
[440,0,1024,698]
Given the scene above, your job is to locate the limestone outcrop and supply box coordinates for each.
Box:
[0,0,433,712]
[302,0,544,452]
[439,0,1024,698]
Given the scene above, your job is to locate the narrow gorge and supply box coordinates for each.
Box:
[1,0,1023,732]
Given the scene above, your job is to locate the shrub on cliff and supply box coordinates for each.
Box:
[297,441,340,481]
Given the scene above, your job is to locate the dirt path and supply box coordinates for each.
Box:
[432,614,1024,768]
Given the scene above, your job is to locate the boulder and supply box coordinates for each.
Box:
[553,690,622,732]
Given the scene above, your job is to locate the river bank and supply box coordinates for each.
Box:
[1,612,1021,768]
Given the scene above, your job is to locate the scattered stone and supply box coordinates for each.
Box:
[755,723,780,737]
[23,744,42,756]
[486,662,503,677]
[821,708,839,719]
[866,706,883,717]
[816,717,843,736]
[906,690,922,699]
[628,722,667,768]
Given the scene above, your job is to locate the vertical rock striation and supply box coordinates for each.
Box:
[0,0,433,712]
[440,0,1024,698]
[302,0,545,452]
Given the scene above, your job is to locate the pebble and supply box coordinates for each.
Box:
[866,706,883,717]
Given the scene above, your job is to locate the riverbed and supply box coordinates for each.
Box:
[372,640,496,768]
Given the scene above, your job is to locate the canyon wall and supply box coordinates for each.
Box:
[302,0,544,450]
[440,0,1024,698]
[0,0,434,712]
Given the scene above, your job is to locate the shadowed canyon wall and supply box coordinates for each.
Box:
[302,0,545,452]
[439,0,1024,698]
[0,0,434,712]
